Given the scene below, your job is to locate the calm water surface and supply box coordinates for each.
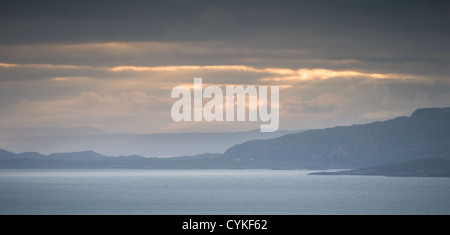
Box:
[1,169,449,215]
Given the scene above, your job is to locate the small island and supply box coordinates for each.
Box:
[310,158,450,177]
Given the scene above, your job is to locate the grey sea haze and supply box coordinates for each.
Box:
[1,169,450,215]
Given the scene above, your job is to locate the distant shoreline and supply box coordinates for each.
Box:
[309,158,450,178]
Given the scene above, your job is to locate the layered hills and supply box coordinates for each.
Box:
[1,107,450,176]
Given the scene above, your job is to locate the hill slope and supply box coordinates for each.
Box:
[220,107,450,168]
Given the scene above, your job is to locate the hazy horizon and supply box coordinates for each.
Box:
[0,106,440,136]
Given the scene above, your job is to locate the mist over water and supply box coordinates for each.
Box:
[1,169,449,215]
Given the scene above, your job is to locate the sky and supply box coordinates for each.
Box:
[0,0,449,134]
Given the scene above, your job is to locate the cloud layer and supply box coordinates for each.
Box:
[2,59,449,132]
[0,0,449,133]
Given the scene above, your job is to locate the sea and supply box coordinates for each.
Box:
[1,169,449,215]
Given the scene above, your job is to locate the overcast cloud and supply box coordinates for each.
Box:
[0,0,449,133]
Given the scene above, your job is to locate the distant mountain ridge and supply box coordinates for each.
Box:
[0,129,300,157]
[0,126,107,137]
[1,107,450,175]
[0,150,109,161]
[0,149,223,169]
